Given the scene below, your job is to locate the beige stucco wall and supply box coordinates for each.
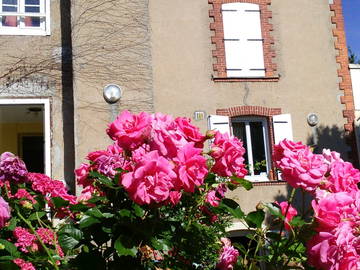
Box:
[149,0,348,155]
[149,0,348,212]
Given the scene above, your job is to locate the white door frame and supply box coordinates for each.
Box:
[0,98,51,177]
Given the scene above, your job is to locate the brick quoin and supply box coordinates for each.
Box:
[216,105,282,181]
[330,0,357,163]
[209,0,277,81]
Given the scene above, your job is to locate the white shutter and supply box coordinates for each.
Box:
[273,114,293,144]
[222,3,265,78]
[207,115,231,135]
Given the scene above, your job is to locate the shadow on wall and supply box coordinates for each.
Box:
[306,124,351,161]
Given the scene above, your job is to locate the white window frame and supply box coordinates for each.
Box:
[0,98,51,176]
[231,116,271,181]
[222,2,265,78]
[0,0,50,35]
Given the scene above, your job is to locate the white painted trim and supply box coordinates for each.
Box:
[0,98,51,177]
[0,0,50,36]
[350,64,360,69]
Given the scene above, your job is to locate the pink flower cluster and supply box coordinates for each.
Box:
[13,227,63,257]
[274,139,360,269]
[0,152,28,184]
[13,258,35,270]
[216,238,239,270]
[75,110,247,206]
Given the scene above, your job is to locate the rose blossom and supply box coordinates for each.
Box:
[0,152,28,183]
[277,148,327,192]
[205,183,227,207]
[107,110,152,150]
[275,201,297,231]
[273,139,307,166]
[75,163,91,188]
[169,191,182,205]
[174,117,205,148]
[0,196,10,228]
[174,143,208,192]
[210,132,247,178]
[216,245,239,270]
[121,150,177,205]
[149,113,187,158]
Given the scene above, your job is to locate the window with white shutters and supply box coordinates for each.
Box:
[222,2,265,78]
[0,0,50,35]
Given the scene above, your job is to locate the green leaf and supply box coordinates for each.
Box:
[59,225,83,241]
[151,238,170,252]
[102,213,114,218]
[86,207,103,218]
[51,197,70,208]
[6,218,17,231]
[79,215,101,229]
[0,256,14,261]
[28,211,46,221]
[230,177,253,190]
[58,234,80,250]
[245,210,265,228]
[89,171,115,188]
[220,199,245,219]
[290,216,306,227]
[70,203,90,212]
[0,240,20,257]
[265,203,282,218]
[119,209,132,218]
[132,204,144,218]
[114,236,137,257]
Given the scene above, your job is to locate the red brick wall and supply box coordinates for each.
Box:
[330,0,357,162]
[209,0,277,80]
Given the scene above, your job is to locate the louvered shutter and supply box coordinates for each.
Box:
[222,3,265,77]
[272,114,293,144]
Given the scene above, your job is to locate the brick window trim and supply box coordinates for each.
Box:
[216,105,281,182]
[209,0,277,80]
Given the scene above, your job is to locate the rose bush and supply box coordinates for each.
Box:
[0,110,359,270]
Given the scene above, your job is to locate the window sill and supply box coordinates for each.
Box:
[0,28,50,36]
[251,180,287,187]
[212,76,280,82]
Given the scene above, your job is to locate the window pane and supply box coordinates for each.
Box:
[3,0,17,5]
[25,0,39,5]
[24,16,40,27]
[232,122,248,167]
[2,16,17,26]
[249,122,267,174]
[25,6,40,13]
[2,5,17,12]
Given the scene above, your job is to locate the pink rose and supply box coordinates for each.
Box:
[121,151,177,205]
[175,117,205,148]
[174,143,208,192]
[322,149,343,166]
[0,196,10,228]
[323,161,360,194]
[149,113,187,158]
[216,245,239,270]
[275,201,297,231]
[107,110,151,150]
[210,132,247,178]
[169,191,182,205]
[75,163,91,188]
[205,184,227,207]
[277,148,327,192]
[273,139,307,166]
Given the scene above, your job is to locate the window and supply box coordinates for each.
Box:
[209,0,277,80]
[0,0,50,35]
[208,110,293,181]
[232,117,270,180]
[222,3,265,78]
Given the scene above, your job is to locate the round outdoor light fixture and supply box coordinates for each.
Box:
[103,84,122,104]
[307,113,319,127]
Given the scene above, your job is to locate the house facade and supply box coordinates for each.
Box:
[0,0,356,210]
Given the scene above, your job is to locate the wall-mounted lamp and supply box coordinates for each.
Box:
[307,113,319,127]
[103,84,122,104]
